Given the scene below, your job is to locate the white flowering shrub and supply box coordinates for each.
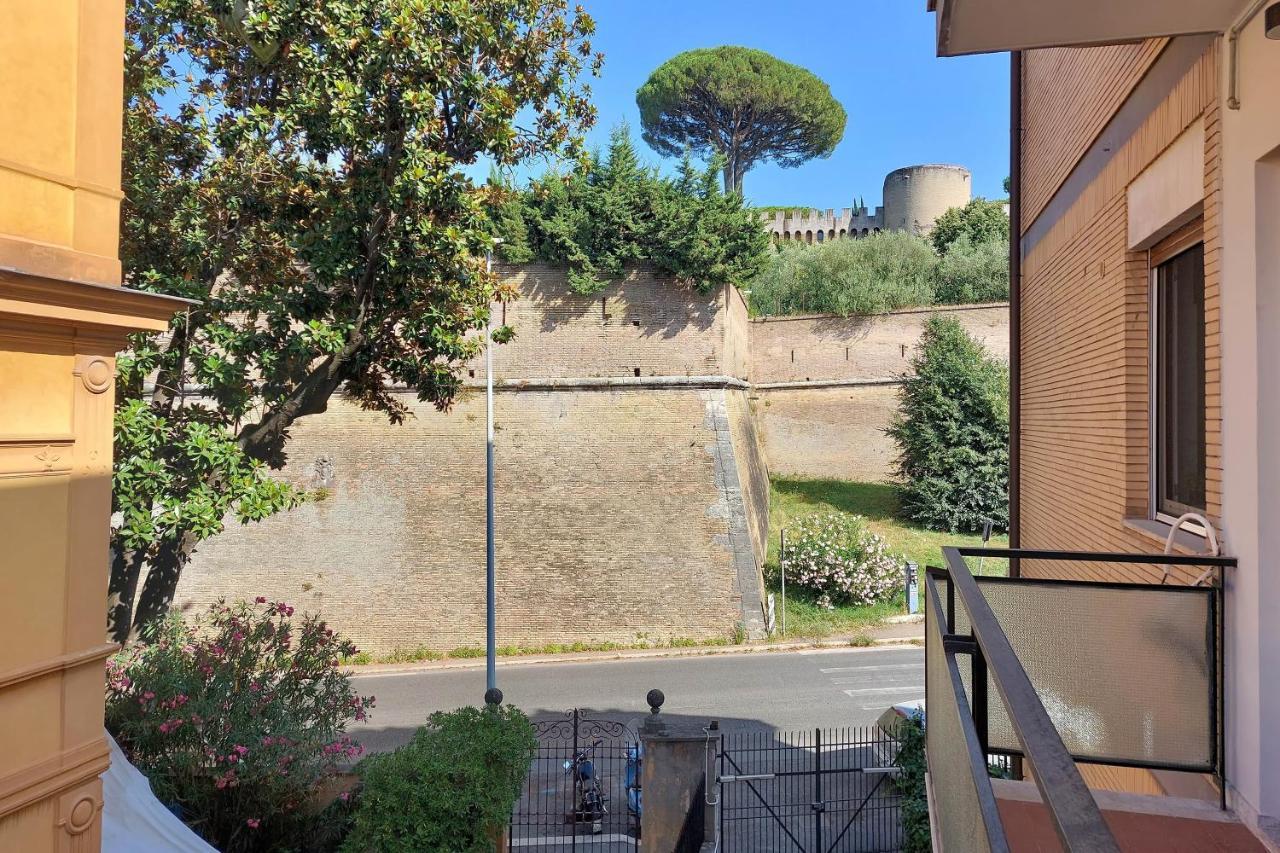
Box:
[777,513,902,608]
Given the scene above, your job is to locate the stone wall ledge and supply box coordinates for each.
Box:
[754,378,905,391]
[748,300,1009,324]
[447,376,752,392]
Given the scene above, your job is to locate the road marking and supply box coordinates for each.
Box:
[842,686,926,696]
[859,697,924,710]
[819,663,922,674]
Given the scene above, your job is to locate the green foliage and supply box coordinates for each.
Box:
[342,705,536,853]
[887,318,1010,534]
[113,0,600,639]
[106,599,373,852]
[747,228,1009,316]
[894,713,931,853]
[636,47,846,193]
[771,513,902,609]
[934,236,1011,304]
[747,232,938,316]
[491,127,769,295]
[767,477,1011,578]
[929,198,1010,254]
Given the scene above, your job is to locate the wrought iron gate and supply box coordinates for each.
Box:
[508,709,640,851]
[718,727,903,852]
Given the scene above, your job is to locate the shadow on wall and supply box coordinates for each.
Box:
[805,314,877,341]
[503,265,720,339]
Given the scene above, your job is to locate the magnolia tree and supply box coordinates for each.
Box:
[111,0,601,641]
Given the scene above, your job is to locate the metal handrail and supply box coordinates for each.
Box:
[923,572,1010,852]
[950,545,1236,567]
[941,546,1122,853]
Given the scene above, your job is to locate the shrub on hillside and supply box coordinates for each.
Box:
[106,599,373,853]
[888,317,1009,533]
[774,513,902,609]
[934,235,1010,304]
[929,198,1009,254]
[748,232,938,316]
[746,230,1008,317]
[341,705,536,853]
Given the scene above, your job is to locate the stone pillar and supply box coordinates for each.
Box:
[0,3,187,851]
[638,690,720,853]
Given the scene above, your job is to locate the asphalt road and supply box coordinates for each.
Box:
[349,645,924,754]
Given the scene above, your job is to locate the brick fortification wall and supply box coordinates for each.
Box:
[176,263,1007,653]
[178,266,768,653]
[752,304,1009,482]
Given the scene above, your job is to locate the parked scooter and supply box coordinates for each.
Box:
[564,740,607,834]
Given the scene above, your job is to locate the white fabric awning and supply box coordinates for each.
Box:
[929,0,1244,56]
[102,733,218,853]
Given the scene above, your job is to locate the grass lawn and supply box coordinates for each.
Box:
[764,476,1009,639]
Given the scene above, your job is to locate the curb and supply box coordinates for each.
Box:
[345,634,923,678]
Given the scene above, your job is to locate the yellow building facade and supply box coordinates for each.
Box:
[0,2,184,850]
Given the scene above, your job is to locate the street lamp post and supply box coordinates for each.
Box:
[485,246,499,695]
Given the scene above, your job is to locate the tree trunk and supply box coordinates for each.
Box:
[107,545,147,644]
[721,154,745,196]
[130,531,198,641]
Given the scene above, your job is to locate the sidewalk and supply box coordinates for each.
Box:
[345,614,924,677]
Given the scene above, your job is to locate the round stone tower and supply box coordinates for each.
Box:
[881,164,972,235]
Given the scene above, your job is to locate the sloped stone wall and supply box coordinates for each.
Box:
[174,265,1008,652]
[177,266,768,653]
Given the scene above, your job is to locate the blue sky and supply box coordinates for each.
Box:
[557,0,1011,207]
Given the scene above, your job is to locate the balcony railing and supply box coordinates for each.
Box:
[924,546,1235,852]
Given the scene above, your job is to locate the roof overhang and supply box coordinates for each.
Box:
[928,0,1245,56]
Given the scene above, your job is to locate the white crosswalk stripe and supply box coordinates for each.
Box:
[819,651,924,713]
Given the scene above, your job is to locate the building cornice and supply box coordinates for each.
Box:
[0,268,194,337]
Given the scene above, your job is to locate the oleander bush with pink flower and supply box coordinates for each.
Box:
[773,512,902,609]
[106,599,374,853]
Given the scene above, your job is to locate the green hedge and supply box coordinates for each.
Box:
[894,714,931,853]
[745,231,1008,317]
[489,126,768,295]
[341,705,536,853]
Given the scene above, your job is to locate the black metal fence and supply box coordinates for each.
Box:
[717,726,903,853]
[508,709,640,852]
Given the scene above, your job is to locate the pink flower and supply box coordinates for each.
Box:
[234,745,249,757]
[339,792,350,802]
[143,691,155,701]
[246,818,260,829]
[254,596,267,604]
